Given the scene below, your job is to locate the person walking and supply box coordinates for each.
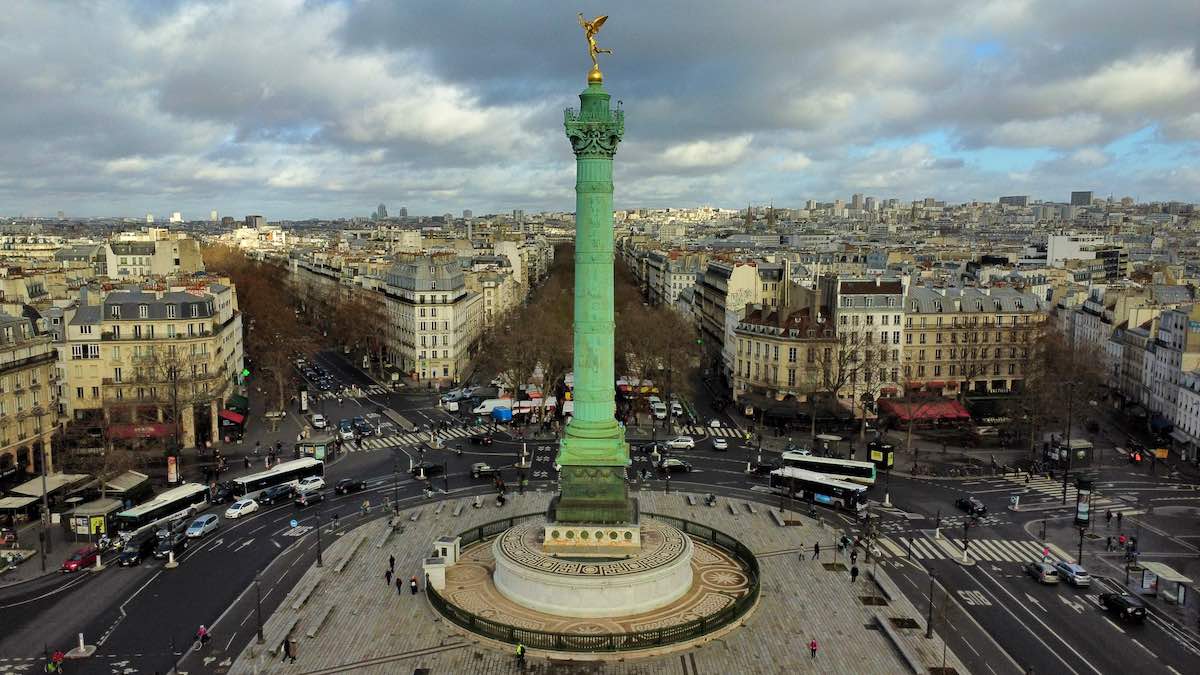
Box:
[515,643,527,670]
[281,637,296,663]
[850,565,860,583]
[1105,509,1113,527]
[798,542,804,562]
[1106,536,1113,551]
[1117,512,1123,528]
[395,576,403,596]
[811,542,820,560]
[389,554,395,572]
[361,499,370,517]
[809,638,818,659]
[850,549,858,565]
[384,569,393,587]
[410,576,419,595]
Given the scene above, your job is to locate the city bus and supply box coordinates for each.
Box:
[780,452,877,485]
[114,483,209,534]
[231,458,325,500]
[768,467,869,514]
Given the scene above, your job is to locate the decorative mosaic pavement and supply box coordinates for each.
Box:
[497,518,688,576]
[445,528,752,633]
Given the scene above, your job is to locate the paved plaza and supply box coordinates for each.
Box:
[231,491,968,674]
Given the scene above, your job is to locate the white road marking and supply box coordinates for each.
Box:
[1103,617,1125,634]
[1130,638,1154,655]
[1024,592,1047,612]
[233,538,255,552]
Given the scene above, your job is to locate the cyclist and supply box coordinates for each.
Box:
[196,625,210,647]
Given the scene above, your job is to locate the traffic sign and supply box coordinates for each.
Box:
[290,519,298,528]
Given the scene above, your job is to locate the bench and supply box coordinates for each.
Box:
[744,502,757,515]
[304,605,336,639]
[686,495,697,506]
[473,496,483,509]
[452,502,464,517]
[269,617,301,655]
[291,580,321,611]
[727,503,738,516]
[874,615,925,674]
[376,526,399,549]
[409,510,422,522]
[333,537,366,574]
[434,501,445,515]
[770,509,787,527]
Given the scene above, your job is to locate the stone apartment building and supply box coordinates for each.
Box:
[104,229,204,279]
[730,304,837,402]
[59,284,243,450]
[696,260,786,380]
[826,277,907,403]
[903,286,1047,395]
[381,253,483,383]
[0,312,59,478]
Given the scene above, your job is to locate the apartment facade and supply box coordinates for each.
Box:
[381,253,483,382]
[0,313,59,477]
[830,278,906,402]
[730,305,837,402]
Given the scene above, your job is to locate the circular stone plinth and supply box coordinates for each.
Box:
[492,518,694,618]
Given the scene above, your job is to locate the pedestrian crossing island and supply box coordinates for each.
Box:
[875,536,1074,564]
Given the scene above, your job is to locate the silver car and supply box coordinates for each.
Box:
[1054,561,1091,587]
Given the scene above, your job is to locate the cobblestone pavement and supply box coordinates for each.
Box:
[230,491,969,674]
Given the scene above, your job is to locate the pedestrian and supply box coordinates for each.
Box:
[244,456,251,470]
[798,542,804,562]
[361,499,370,516]
[1117,512,1123,528]
[1106,536,1112,551]
[281,637,297,663]
[395,576,403,595]
[515,642,526,669]
[389,554,395,572]
[851,565,859,583]
[1118,534,1127,550]
[410,576,419,595]
[1106,510,1113,527]
[809,638,818,659]
[850,549,858,565]
[332,512,340,529]
[811,542,820,560]
[385,569,392,587]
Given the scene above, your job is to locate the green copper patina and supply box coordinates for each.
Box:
[552,78,632,525]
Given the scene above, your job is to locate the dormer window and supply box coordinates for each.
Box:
[110,305,121,319]
[138,304,148,319]
[166,304,177,319]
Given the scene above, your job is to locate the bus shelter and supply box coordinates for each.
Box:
[60,498,124,541]
[1138,561,1192,607]
[297,433,337,461]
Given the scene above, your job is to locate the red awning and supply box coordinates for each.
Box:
[880,386,898,395]
[878,398,971,423]
[107,423,174,440]
[219,409,246,425]
[925,381,946,389]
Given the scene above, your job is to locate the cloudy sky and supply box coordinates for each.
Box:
[3,0,1198,219]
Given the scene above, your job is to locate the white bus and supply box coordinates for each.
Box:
[115,482,209,533]
[232,458,325,500]
[768,467,869,514]
[780,452,877,485]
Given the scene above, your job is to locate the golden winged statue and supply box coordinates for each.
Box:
[578,13,611,69]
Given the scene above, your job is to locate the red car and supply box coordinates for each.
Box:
[61,546,98,572]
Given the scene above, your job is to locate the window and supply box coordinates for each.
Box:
[918,365,925,377]
[919,333,926,344]
[167,324,176,338]
[892,331,900,344]
[190,304,200,318]
[91,386,99,398]
[866,315,874,325]
[71,345,84,359]
[881,315,889,326]
[76,387,84,399]
[788,347,797,362]
[133,325,142,338]
[1009,364,1016,375]
[138,304,148,318]
[167,304,176,318]
[905,333,913,344]
[772,345,779,360]
[110,306,121,318]
[933,365,941,376]
[788,369,796,387]
[936,333,943,344]
[114,368,122,383]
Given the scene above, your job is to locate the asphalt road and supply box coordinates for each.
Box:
[6,352,1200,674]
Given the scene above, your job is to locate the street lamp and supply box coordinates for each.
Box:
[392,461,400,510]
[254,574,265,643]
[925,571,937,639]
[1077,526,1086,566]
[314,512,324,568]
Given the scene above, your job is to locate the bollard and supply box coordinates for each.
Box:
[934,528,941,540]
[882,492,892,508]
[93,553,104,572]
[165,550,179,569]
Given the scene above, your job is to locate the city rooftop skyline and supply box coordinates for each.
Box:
[2,0,1198,219]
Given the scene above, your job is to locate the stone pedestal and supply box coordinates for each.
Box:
[423,556,447,591]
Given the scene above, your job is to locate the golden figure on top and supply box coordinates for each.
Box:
[578,13,610,80]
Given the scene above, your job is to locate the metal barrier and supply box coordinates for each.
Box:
[427,512,760,652]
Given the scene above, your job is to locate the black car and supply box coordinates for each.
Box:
[748,461,779,476]
[118,533,157,567]
[1099,592,1147,623]
[154,532,188,559]
[658,458,693,475]
[335,478,366,495]
[640,442,667,455]
[410,462,445,478]
[208,482,236,504]
[469,434,494,446]
[257,484,295,506]
[293,490,326,508]
[955,497,987,516]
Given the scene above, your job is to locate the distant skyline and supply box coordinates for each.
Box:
[2,1,1198,219]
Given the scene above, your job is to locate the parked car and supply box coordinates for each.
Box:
[310,413,328,429]
[955,497,987,516]
[410,462,444,478]
[1024,561,1060,584]
[658,458,693,475]
[117,533,157,567]
[186,514,220,539]
[469,434,494,445]
[293,490,325,508]
[224,499,259,519]
[1099,592,1147,623]
[352,416,372,436]
[334,478,366,495]
[712,437,729,451]
[471,462,501,480]
[666,436,696,450]
[1054,562,1091,588]
[61,546,98,572]
[154,532,188,559]
[258,484,294,506]
[297,476,326,492]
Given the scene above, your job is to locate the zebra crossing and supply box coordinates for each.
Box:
[313,383,394,400]
[875,536,1072,564]
[344,425,492,452]
[1001,474,1144,516]
[679,425,748,439]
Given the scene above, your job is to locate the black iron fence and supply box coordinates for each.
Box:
[427,512,760,652]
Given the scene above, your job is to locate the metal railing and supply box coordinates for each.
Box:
[427,512,760,652]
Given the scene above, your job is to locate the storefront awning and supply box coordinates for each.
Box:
[0,496,38,510]
[219,409,246,425]
[925,381,947,389]
[878,398,971,423]
[11,473,91,498]
[1169,429,1193,445]
[107,423,174,440]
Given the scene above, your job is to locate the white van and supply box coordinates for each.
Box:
[651,402,668,420]
[472,399,509,415]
